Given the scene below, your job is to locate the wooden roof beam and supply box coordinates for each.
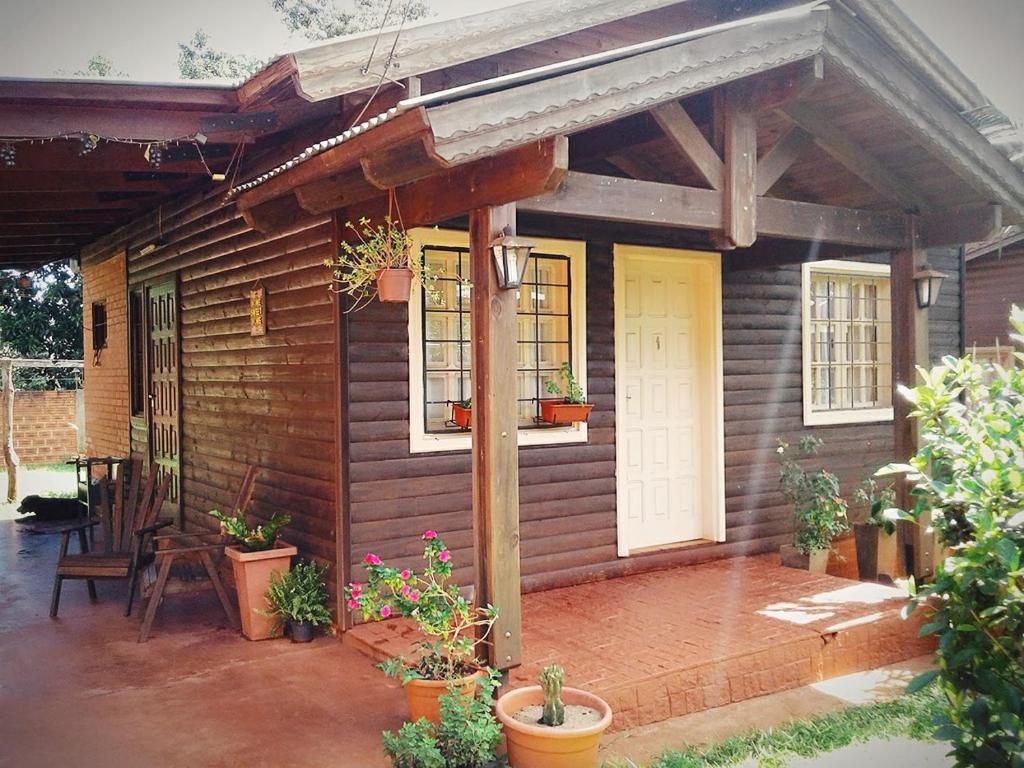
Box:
[520,171,907,249]
[756,126,814,195]
[0,210,132,224]
[778,101,929,211]
[723,86,757,248]
[294,167,380,216]
[0,192,157,212]
[650,101,723,190]
[916,203,1002,249]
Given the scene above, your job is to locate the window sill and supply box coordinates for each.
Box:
[409,422,588,454]
[802,407,894,426]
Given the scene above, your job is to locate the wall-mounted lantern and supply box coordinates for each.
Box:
[913,264,947,309]
[489,227,536,289]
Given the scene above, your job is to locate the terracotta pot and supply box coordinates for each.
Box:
[854,524,900,581]
[376,267,413,303]
[405,669,485,724]
[495,685,612,768]
[452,403,472,429]
[225,541,298,640]
[540,400,593,425]
[780,544,830,573]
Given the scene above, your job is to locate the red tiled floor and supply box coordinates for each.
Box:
[346,554,934,731]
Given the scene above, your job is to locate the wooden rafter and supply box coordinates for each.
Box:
[778,102,929,210]
[756,126,813,196]
[650,101,723,190]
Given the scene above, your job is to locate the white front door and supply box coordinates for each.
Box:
[614,245,724,555]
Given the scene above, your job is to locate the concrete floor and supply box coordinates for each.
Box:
[0,519,404,768]
[1,518,938,768]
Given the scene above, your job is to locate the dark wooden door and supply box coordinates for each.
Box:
[147,279,182,527]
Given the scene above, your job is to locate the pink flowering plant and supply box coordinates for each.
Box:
[345,531,498,683]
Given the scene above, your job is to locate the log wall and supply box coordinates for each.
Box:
[81,188,338,564]
[965,246,1023,349]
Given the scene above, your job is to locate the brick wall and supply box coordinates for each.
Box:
[0,390,80,466]
[82,251,130,457]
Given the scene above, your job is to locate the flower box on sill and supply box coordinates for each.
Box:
[451,403,472,429]
[540,399,593,425]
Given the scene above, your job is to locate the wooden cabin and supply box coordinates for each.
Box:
[3,0,1022,667]
[965,226,1024,361]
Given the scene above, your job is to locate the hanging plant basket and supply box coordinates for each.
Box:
[540,399,593,425]
[376,267,414,303]
[451,402,472,429]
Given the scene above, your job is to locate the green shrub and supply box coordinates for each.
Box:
[880,305,1024,767]
[777,436,849,554]
[209,508,289,551]
[265,559,332,627]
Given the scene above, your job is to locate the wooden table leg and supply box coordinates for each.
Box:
[199,550,239,630]
[77,528,97,602]
[138,554,173,643]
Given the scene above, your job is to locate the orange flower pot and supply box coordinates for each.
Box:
[496,686,612,768]
[225,541,297,640]
[540,401,593,425]
[405,669,485,724]
[376,267,414,303]
[452,403,472,429]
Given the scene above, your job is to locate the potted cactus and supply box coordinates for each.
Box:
[496,664,612,768]
[541,362,593,425]
[210,508,295,640]
[346,531,498,724]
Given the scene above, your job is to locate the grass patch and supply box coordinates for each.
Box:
[636,687,943,768]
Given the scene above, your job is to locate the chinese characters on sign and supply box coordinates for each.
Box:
[250,281,267,336]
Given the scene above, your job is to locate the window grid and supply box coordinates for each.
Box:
[420,246,573,434]
[808,270,892,413]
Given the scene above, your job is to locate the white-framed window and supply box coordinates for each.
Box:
[801,260,893,426]
[408,228,588,453]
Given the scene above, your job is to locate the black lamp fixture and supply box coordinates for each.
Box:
[488,226,536,289]
[913,264,948,309]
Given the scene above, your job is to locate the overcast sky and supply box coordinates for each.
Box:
[0,0,1022,123]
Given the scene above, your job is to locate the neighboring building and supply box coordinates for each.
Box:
[965,226,1024,362]
[2,0,1021,636]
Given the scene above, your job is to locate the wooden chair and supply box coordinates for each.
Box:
[49,460,171,618]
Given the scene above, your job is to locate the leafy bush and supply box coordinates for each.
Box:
[265,559,332,628]
[854,478,898,535]
[545,361,586,404]
[880,306,1024,767]
[209,508,289,551]
[382,670,503,768]
[776,437,849,554]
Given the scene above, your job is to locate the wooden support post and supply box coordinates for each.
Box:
[469,204,522,672]
[724,89,757,248]
[1,358,17,502]
[891,218,933,579]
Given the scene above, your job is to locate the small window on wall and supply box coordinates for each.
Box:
[91,302,108,350]
[129,291,146,416]
[408,229,588,453]
[802,260,893,426]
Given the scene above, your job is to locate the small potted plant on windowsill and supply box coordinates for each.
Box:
[852,479,900,582]
[451,398,472,429]
[776,437,849,573]
[541,362,593,425]
[210,508,295,640]
[346,531,498,724]
[325,216,438,307]
[496,663,612,768]
[264,559,333,642]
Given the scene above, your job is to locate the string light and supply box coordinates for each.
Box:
[1,143,14,168]
[78,133,98,156]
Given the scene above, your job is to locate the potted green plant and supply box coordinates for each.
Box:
[776,437,849,573]
[451,398,472,429]
[325,216,437,307]
[541,362,593,425]
[382,669,504,768]
[852,479,900,581]
[346,531,498,723]
[495,663,612,768]
[210,508,295,640]
[265,559,333,642]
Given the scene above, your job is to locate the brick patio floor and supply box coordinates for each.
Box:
[346,554,935,731]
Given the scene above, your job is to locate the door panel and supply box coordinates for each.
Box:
[147,279,182,526]
[615,247,722,554]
